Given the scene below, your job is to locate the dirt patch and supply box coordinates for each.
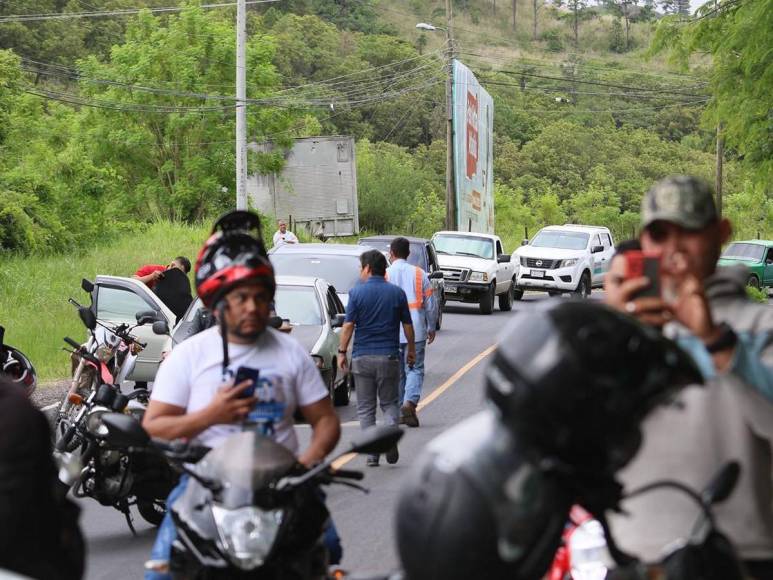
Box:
[32,378,70,409]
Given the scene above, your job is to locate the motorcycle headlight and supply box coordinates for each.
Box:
[212,505,284,570]
[85,406,110,437]
[469,271,488,283]
[569,520,612,580]
[561,258,579,268]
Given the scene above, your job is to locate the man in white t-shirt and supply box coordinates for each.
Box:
[141,210,341,579]
[272,219,298,247]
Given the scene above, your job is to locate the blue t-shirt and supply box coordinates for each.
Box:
[345,276,412,358]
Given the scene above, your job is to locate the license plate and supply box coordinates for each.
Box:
[531,270,545,278]
[446,283,458,293]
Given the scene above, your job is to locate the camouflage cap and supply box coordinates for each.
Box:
[641,175,718,230]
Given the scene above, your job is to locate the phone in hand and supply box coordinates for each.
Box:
[625,250,661,298]
[233,366,260,398]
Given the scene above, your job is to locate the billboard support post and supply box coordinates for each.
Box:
[444,0,456,231]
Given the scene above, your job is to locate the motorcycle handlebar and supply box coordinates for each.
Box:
[331,468,364,481]
[63,337,82,350]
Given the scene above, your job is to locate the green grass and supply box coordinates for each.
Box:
[0,221,210,383]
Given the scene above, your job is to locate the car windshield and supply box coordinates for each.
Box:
[271,253,361,294]
[433,235,494,260]
[359,240,427,270]
[274,285,323,325]
[722,243,765,261]
[531,230,590,250]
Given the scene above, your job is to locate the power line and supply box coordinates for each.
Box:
[0,0,281,23]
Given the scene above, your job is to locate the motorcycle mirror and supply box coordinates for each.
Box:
[701,461,741,506]
[349,425,403,455]
[136,310,159,325]
[78,307,97,330]
[152,320,170,335]
[81,278,95,294]
[268,315,284,329]
[102,413,151,448]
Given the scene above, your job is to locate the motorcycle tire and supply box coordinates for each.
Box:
[137,499,166,527]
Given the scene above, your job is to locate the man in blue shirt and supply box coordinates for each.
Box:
[338,249,416,466]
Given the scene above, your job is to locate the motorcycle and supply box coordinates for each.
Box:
[54,280,177,532]
[101,412,403,579]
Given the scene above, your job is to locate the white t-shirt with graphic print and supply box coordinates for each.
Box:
[151,326,328,453]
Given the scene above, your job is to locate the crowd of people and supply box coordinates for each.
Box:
[1,175,772,580]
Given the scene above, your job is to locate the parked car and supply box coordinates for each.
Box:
[268,243,371,306]
[718,240,773,289]
[513,224,615,297]
[88,275,351,405]
[357,235,446,330]
[431,231,518,315]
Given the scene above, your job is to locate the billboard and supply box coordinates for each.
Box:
[452,60,494,233]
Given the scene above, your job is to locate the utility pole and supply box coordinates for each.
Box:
[716,123,724,217]
[445,0,456,231]
[235,0,248,210]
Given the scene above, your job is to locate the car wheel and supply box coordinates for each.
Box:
[479,283,495,315]
[333,371,351,407]
[498,280,514,311]
[574,272,591,298]
[513,286,524,301]
[747,275,761,289]
[548,290,562,297]
[436,296,444,330]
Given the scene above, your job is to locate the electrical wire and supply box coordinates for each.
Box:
[0,0,282,23]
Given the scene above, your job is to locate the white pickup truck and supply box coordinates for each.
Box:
[431,231,520,314]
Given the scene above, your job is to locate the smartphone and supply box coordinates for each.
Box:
[625,251,661,298]
[234,366,260,398]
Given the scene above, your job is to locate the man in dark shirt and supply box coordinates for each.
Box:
[338,250,416,466]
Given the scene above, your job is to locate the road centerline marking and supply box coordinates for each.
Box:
[331,344,496,470]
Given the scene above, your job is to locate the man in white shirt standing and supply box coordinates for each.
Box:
[272,219,298,246]
[141,210,340,579]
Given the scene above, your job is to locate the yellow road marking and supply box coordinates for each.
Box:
[330,344,496,471]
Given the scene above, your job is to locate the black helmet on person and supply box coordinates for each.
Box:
[395,300,703,580]
[0,326,37,397]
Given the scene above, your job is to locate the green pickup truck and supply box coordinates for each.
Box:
[718,240,773,289]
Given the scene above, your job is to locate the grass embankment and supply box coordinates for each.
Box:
[0,221,210,382]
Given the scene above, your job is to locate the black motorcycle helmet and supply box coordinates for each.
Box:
[0,325,37,397]
[396,300,703,580]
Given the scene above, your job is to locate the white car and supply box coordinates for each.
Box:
[514,225,615,297]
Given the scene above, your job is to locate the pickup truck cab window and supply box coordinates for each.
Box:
[433,234,495,260]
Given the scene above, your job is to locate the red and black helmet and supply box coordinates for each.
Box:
[0,326,37,397]
[195,210,275,309]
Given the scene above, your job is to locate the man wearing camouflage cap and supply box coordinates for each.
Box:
[604,176,773,579]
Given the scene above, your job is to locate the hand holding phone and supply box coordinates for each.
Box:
[625,250,661,298]
[234,366,260,398]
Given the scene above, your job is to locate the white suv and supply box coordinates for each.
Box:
[513,225,615,296]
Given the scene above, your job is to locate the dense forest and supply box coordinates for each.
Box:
[0,0,770,252]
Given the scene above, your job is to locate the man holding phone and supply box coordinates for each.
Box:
[141,211,342,579]
[604,176,773,579]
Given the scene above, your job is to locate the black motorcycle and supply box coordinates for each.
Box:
[102,413,402,579]
[55,295,177,532]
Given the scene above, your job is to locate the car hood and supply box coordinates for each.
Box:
[286,325,324,353]
[437,254,493,271]
[514,246,586,260]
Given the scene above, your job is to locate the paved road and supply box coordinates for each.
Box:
[74,292,574,579]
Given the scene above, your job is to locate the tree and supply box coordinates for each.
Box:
[568,0,587,47]
[650,0,773,188]
[533,0,540,40]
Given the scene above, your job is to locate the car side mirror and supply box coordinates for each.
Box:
[497,254,511,263]
[102,413,151,448]
[78,307,97,330]
[521,239,529,246]
[591,245,604,254]
[136,310,160,325]
[81,278,95,294]
[331,313,346,328]
[268,315,284,329]
[349,425,403,455]
[429,270,444,280]
[152,320,169,335]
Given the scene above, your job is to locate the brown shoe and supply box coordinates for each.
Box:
[400,401,419,428]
